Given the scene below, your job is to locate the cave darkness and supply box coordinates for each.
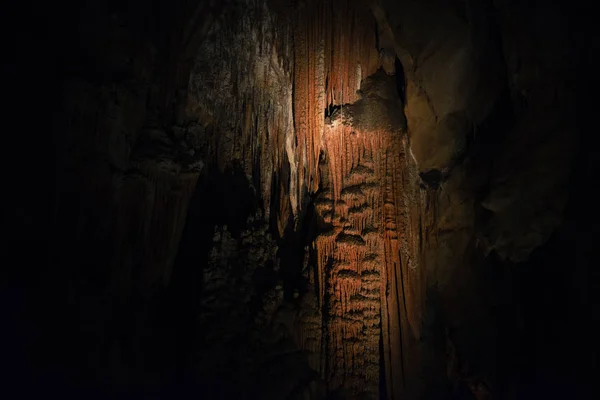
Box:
[2,0,599,399]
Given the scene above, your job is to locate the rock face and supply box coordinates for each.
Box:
[371,0,577,263]
[7,0,597,399]
[303,70,431,398]
[315,105,392,397]
[368,1,587,398]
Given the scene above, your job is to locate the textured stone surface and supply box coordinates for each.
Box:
[7,0,596,399]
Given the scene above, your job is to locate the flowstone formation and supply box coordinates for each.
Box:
[184,0,437,394]
[10,0,594,398]
[293,70,433,398]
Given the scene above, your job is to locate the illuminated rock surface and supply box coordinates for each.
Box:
[4,0,598,399]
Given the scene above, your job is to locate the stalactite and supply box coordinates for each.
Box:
[288,0,382,215]
[123,160,201,288]
[189,0,298,226]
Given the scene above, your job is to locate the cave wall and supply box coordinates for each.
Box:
[8,0,210,393]
[372,0,577,262]
[181,1,401,397]
[5,0,598,399]
[175,0,596,397]
[370,0,595,397]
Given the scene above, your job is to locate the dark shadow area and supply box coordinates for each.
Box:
[419,169,443,189]
[394,56,406,105]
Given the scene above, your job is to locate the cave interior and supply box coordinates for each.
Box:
[3,0,599,399]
